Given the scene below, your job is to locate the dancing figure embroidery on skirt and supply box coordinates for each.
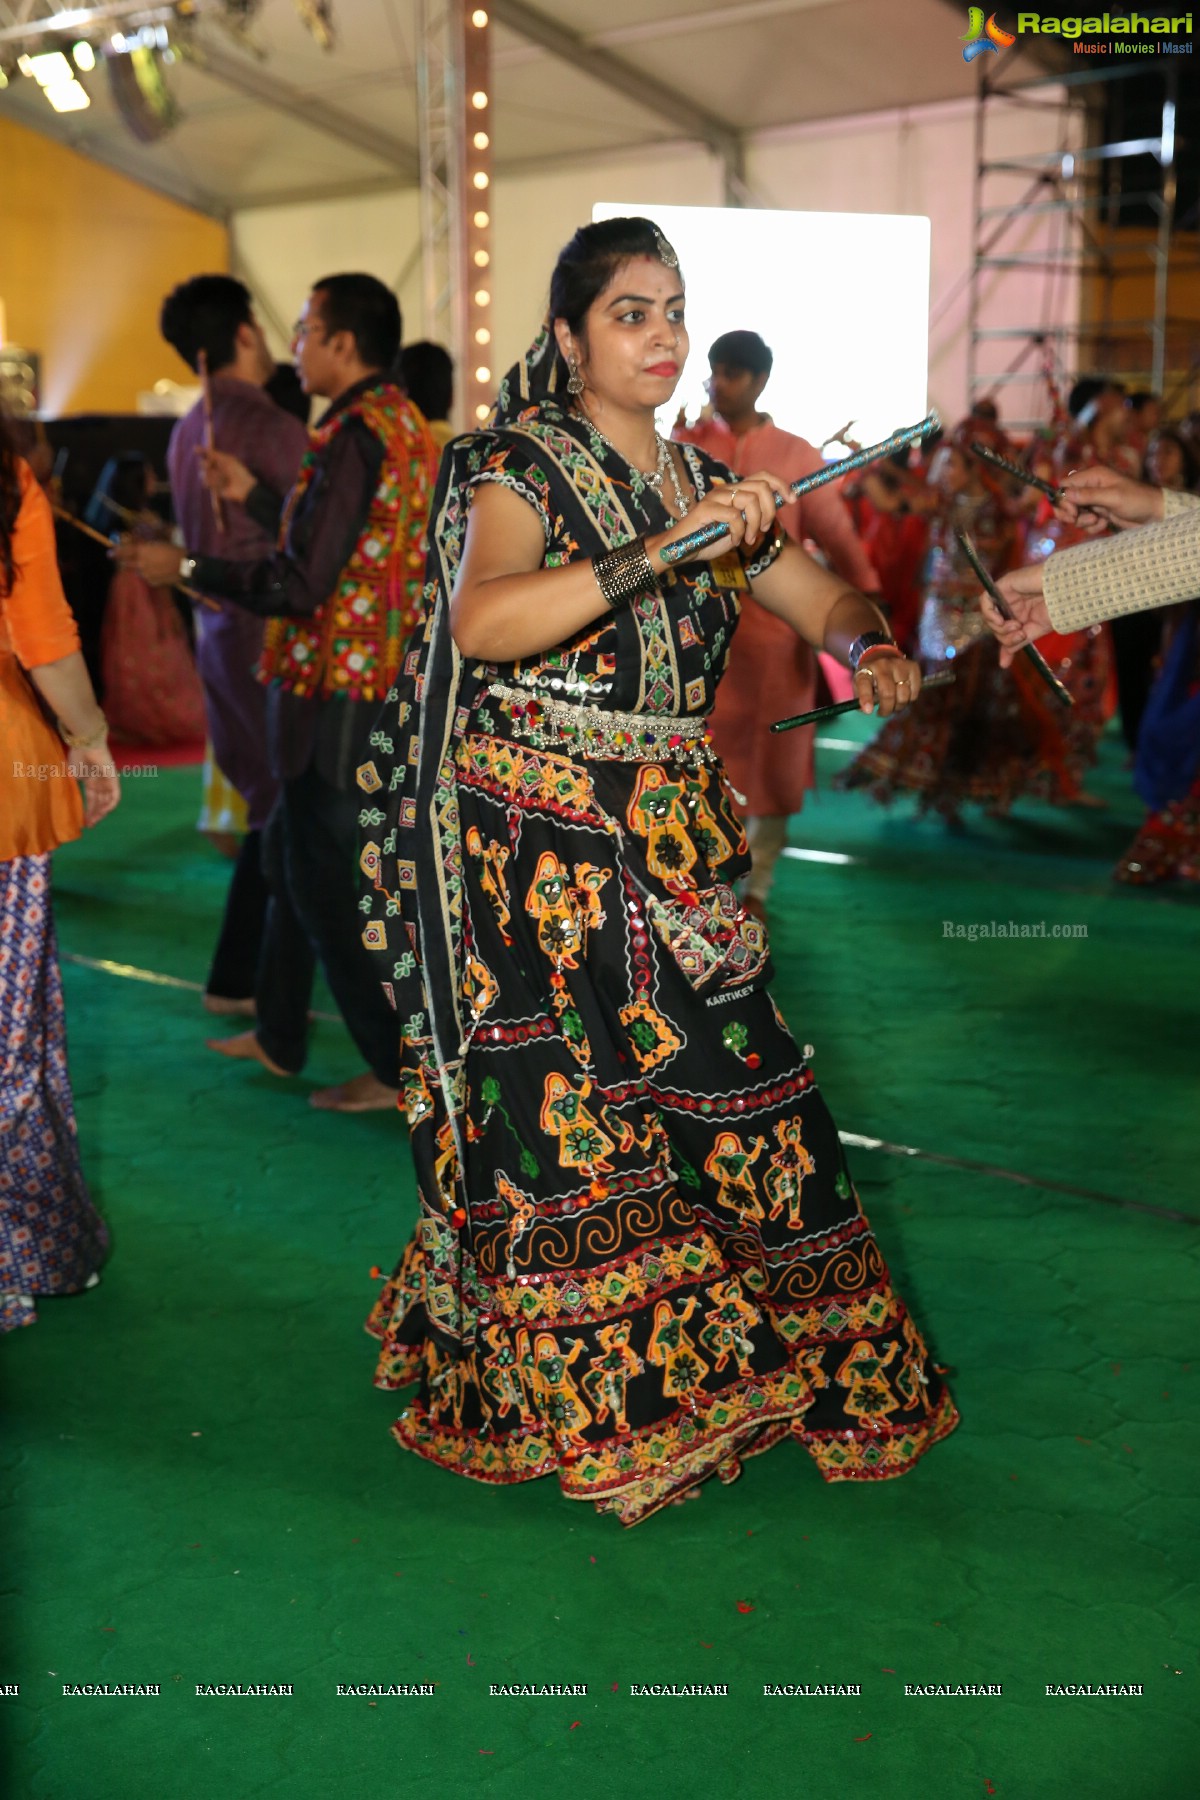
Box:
[359,217,958,1524]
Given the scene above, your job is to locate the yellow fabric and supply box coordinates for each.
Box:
[197,744,249,836]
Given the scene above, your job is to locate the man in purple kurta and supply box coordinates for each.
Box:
[161,275,310,1009]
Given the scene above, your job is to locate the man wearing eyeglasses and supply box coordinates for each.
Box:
[125,273,440,1112]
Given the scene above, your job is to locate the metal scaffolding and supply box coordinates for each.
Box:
[416,0,496,431]
[966,60,1196,430]
[417,0,470,420]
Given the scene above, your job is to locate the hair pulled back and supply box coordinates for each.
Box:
[550,216,679,329]
[547,216,681,383]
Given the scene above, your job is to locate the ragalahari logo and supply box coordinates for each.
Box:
[961,7,1017,58]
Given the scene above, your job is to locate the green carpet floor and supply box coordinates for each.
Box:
[3,723,1197,1799]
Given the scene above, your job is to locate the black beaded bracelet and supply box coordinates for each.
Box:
[593,536,657,612]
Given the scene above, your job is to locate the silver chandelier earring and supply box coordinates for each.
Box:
[566,354,584,397]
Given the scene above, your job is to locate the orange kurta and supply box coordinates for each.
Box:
[0,461,86,860]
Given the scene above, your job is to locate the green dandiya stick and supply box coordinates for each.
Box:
[956,529,1074,709]
[660,409,941,566]
[771,668,956,733]
[970,440,1064,506]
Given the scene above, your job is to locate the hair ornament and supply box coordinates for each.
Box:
[653,228,679,270]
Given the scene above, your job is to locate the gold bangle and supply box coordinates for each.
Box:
[62,714,109,749]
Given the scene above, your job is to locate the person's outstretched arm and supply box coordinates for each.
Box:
[982,489,1200,660]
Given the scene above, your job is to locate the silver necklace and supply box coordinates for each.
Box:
[576,403,689,516]
[577,404,669,491]
[664,444,690,518]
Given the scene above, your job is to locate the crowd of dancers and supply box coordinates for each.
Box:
[3,215,1197,1524]
[833,383,1200,880]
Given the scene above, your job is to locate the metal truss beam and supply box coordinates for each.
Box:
[0,0,176,44]
[417,0,468,419]
[192,40,419,181]
[488,0,745,199]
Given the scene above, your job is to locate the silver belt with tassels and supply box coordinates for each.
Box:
[484,682,715,764]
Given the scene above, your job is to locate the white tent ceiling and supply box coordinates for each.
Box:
[1,0,1065,217]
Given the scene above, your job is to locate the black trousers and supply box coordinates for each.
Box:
[255,763,398,1087]
[1111,609,1164,751]
[205,830,270,1002]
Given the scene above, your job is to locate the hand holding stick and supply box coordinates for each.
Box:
[660,410,941,566]
[51,504,218,611]
[197,350,225,534]
[969,441,1063,506]
[956,529,1073,708]
[771,668,955,733]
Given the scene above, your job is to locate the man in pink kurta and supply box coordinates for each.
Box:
[675,330,880,914]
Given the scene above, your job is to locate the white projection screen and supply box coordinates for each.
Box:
[593,202,931,454]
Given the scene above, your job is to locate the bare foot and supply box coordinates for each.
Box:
[203,993,257,1019]
[669,1486,703,1506]
[309,1071,400,1113]
[205,1029,292,1078]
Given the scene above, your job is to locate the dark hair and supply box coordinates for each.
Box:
[708,330,773,379]
[0,409,19,595]
[1067,375,1128,421]
[398,341,454,422]
[970,397,999,423]
[83,453,153,533]
[160,274,254,375]
[547,217,681,383]
[1126,390,1159,416]
[1144,428,1198,490]
[264,361,311,425]
[311,273,402,372]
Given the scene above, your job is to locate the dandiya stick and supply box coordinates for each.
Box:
[771,668,956,733]
[970,440,1064,506]
[955,529,1073,709]
[96,493,140,525]
[51,504,218,611]
[660,410,941,566]
[197,348,225,534]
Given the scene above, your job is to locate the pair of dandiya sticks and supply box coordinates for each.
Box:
[665,412,1080,732]
[51,352,227,612]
